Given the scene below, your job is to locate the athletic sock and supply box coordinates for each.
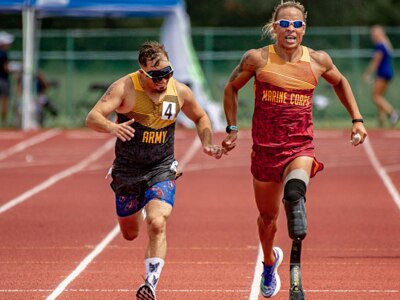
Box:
[145,257,165,289]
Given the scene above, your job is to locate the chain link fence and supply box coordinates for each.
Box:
[5,26,400,128]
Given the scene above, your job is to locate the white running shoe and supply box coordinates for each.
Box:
[389,111,399,127]
[260,247,284,298]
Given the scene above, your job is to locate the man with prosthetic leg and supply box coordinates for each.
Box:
[284,169,308,300]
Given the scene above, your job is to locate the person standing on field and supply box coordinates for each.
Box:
[0,31,14,125]
[363,25,398,127]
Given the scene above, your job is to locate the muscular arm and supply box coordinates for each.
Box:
[311,50,367,143]
[177,82,223,158]
[222,49,261,151]
[224,49,259,126]
[313,50,363,120]
[85,77,135,141]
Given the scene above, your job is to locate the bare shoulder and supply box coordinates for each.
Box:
[240,48,265,71]
[244,48,263,61]
[98,74,135,113]
[102,75,129,96]
[174,79,194,104]
[174,79,191,95]
[309,48,343,84]
[116,74,134,93]
[309,48,333,69]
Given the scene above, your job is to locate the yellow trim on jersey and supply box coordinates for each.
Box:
[268,45,311,63]
[130,71,178,95]
[256,45,317,90]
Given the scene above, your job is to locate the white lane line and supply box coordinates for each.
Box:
[249,245,263,300]
[0,129,61,161]
[45,136,202,299]
[364,138,400,210]
[0,139,115,214]
[2,288,398,293]
[384,163,400,173]
[46,225,121,300]
[177,136,201,170]
[307,289,399,293]
[249,135,400,299]
[65,131,110,139]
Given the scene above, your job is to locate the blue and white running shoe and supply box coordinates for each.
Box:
[260,246,283,298]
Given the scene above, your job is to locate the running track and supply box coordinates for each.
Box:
[0,128,399,300]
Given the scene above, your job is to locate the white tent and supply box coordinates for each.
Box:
[0,0,223,130]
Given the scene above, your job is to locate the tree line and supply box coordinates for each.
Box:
[186,0,400,27]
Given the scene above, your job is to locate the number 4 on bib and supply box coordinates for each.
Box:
[161,102,176,120]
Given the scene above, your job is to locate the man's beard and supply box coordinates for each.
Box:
[154,85,167,93]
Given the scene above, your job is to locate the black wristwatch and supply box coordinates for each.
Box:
[352,118,364,124]
[226,125,238,133]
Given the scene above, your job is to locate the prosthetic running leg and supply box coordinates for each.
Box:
[284,173,308,300]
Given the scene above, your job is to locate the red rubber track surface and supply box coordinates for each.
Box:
[0,128,399,300]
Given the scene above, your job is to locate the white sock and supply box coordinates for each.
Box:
[145,257,165,289]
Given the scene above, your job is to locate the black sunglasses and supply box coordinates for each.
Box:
[141,65,174,83]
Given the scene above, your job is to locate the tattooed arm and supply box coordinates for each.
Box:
[86,76,135,142]
[222,48,263,152]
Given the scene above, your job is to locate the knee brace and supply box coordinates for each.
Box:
[284,178,307,241]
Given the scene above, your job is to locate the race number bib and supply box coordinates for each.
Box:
[161,102,176,120]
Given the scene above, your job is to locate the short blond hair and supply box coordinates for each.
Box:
[262,1,307,40]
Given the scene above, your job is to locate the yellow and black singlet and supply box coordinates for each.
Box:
[112,72,181,188]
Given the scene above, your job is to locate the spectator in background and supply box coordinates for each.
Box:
[363,25,399,127]
[17,70,59,127]
[35,71,59,126]
[0,31,14,125]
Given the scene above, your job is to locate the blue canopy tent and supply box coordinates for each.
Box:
[0,0,223,130]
